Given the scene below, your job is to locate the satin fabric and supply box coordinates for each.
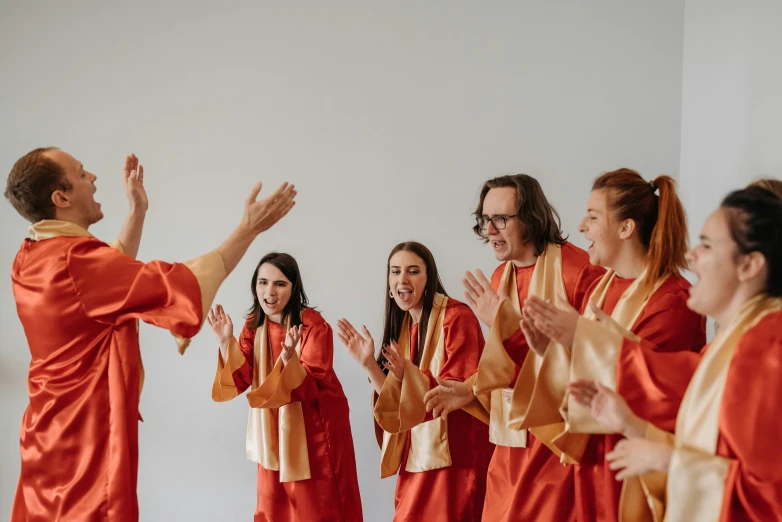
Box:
[391,299,494,522]
[11,236,204,522]
[482,242,605,522]
[228,309,362,522]
[574,275,706,522]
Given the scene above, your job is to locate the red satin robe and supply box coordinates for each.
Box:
[714,311,782,521]
[482,242,605,522]
[393,299,495,522]
[230,308,362,522]
[574,275,706,522]
[11,237,205,522]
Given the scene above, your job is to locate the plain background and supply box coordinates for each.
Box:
[1,1,779,520]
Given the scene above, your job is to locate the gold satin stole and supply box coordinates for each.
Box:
[472,242,568,451]
[243,318,311,482]
[373,293,451,478]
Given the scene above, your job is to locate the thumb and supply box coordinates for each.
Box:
[246,181,263,206]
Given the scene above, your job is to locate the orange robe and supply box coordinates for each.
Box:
[10,235,215,522]
[695,311,782,521]
[574,275,706,522]
[228,309,362,522]
[392,299,495,522]
[482,242,605,522]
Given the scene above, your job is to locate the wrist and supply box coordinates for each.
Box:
[622,413,647,439]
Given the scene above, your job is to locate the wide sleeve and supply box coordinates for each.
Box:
[375,302,487,432]
[66,239,226,354]
[245,314,334,409]
[211,322,255,401]
[709,315,782,522]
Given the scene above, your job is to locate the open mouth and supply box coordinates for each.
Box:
[395,289,413,302]
[264,298,279,306]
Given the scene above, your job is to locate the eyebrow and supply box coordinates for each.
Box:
[258,278,288,284]
[390,265,421,269]
[698,235,710,241]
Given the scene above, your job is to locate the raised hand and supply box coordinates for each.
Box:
[522,295,580,348]
[122,153,148,212]
[281,325,303,365]
[463,269,502,327]
[381,340,406,381]
[336,319,376,368]
[567,379,646,438]
[607,439,673,480]
[207,304,234,345]
[423,378,475,419]
[242,182,297,236]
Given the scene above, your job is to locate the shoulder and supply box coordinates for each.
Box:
[444,297,480,325]
[302,308,330,330]
[490,262,507,288]
[560,242,591,267]
[649,274,693,308]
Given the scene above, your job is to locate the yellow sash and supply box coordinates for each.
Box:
[374,293,451,478]
[472,242,567,449]
[244,318,311,482]
[661,295,782,522]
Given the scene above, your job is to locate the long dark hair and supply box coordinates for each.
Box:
[246,252,309,330]
[721,186,782,297]
[378,242,447,373]
[592,168,688,282]
[473,174,567,256]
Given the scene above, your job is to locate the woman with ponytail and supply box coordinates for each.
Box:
[521,169,706,522]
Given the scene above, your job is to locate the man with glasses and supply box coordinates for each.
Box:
[424,174,604,522]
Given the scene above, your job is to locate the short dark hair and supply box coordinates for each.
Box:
[473,174,566,256]
[5,147,71,223]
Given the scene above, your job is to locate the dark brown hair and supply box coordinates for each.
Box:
[473,174,566,256]
[722,186,782,296]
[246,252,309,330]
[378,242,447,373]
[592,168,688,282]
[751,178,782,200]
[5,147,71,223]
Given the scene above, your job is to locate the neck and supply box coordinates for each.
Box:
[510,245,538,267]
[713,287,763,333]
[611,243,647,279]
[409,305,423,325]
[267,313,283,324]
[53,213,91,231]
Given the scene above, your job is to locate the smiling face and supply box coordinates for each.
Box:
[47,149,104,226]
[255,262,293,323]
[388,249,428,313]
[578,188,626,267]
[685,208,744,318]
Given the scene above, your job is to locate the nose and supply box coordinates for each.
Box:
[684,248,695,267]
[89,172,97,183]
[486,220,499,236]
[578,216,587,233]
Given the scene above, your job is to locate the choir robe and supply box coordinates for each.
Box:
[374,298,494,522]
[481,242,605,522]
[11,220,226,522]
[635,298,782,522]
[213,308,362,522]
[570,275,706,522]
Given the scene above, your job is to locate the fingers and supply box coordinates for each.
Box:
[463,271,483,299]
[475,269,493,292]
[463,290,478,309]
[137,164,144,182]
[555,295,577,313]
[362,325,374,342]
[246,181,264,207]
[523,297,558,323]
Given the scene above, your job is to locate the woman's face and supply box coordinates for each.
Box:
[255,263,293,322]
[388,250,428,313]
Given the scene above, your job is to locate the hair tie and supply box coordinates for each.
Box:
[649,180,657,193]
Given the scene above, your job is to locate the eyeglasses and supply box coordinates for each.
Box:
[477,215,517,231]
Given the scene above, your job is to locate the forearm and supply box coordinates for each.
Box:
[364,361,387,395]
[116,208,147,259]
[623,414,650,439]
[217,224,256,277]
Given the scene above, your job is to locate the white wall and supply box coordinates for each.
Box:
[679,0,782,247]
[0,2,685,519]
